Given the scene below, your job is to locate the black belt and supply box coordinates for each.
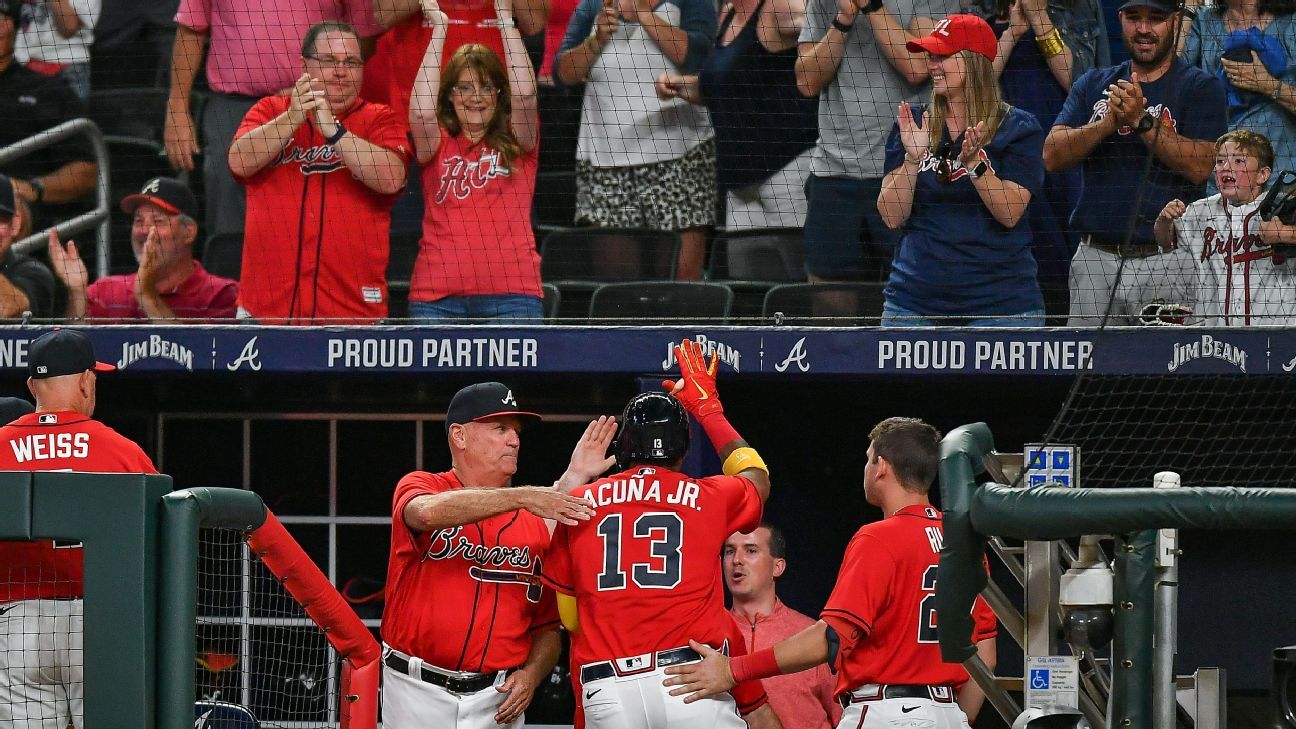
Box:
[384,652,500,694]
[1085,235,1161,259]
[839,684,955,706]
[580,646,706,684]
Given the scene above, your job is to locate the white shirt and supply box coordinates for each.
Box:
[15,0,100,66]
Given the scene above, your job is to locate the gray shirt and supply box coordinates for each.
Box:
[799,0,960,179]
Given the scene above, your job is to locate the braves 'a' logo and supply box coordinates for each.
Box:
[435,149,510,203]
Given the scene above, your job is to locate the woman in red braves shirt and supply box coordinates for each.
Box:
[408,0,544,323]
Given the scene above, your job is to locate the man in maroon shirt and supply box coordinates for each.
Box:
[725,524,840,729]
[48,177,239,322]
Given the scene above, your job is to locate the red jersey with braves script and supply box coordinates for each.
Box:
[821,505,997,696]
[409,129,541,301]
[0,411,158,602]
[360,2,506,123]
[542,466,763,669]
[382,470,559,672]
[233,96,410,323]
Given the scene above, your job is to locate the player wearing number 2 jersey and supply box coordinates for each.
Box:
[542,340,778,729]
[666,417,998,729]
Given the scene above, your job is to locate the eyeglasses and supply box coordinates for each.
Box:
[452,83,500,98]
[305,55,364,69]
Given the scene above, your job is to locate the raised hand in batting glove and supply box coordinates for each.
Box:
[662,339,723,417]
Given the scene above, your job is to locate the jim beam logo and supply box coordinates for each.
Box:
[117,335,195,371]
[1166,334,1248,373]
[661,335,741,372]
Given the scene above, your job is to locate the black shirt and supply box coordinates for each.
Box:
[0,62,94,180]
[0,249,56,320]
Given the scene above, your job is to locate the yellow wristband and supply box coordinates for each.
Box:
[723,447,768,477]
[1034,27,1065,59]
[558,592,579,633]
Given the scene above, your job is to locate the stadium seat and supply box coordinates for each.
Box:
[709,227,806,282]
[542,283,561,323]
[541,227,681,318]
[89,88,168,141]
[588,281,733,325]
[532,170,577,229]
[761,282,887,326]
[203,232,243,281]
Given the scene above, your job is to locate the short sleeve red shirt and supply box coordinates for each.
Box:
[410,130,541,301]
[233,96,411,323]
[0,411,158,602]
[360,2,506,123]
[381,470,558,672]
[542,466,763,668]
[820,505,998,696]
[85,263,238,322]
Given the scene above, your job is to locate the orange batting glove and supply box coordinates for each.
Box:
[663,339,724,417]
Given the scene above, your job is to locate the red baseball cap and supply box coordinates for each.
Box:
[906,15,998,61]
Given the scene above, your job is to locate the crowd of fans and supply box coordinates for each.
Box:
[2,0,1296,324]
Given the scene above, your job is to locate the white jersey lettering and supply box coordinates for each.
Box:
[9,433,90,463]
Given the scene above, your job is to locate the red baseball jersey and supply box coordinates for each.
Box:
[382,470,559,672]
[360,2,507,124]
[0,411,158,602]
[821,504,998,696]
[233,96,411,324]
[542,466,763,668]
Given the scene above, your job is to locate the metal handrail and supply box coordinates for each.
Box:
[0,118,110,278]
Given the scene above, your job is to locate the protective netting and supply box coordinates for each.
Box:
[197,526,342,728]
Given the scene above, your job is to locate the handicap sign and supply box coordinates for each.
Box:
[1025,656,1078,709]
[1029,668,1050,690]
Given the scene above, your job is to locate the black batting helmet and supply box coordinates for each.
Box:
[614,392,690,469]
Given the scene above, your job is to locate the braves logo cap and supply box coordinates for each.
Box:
[28,329,117,379]
[906,14,998,61]
[1117,0,1177,13]
[121,177,199,221]
[445,382,541,432]
[0,173,16,218]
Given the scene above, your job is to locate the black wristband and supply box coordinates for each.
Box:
[28,178,44,203]
[832,16,854,32]
[324,122,347,145]
[861,0,885,14]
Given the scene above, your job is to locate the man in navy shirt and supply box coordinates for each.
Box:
[1044,0,1225,326]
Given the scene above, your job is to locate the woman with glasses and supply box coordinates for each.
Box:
[876,14,1046,326]
[407,0,544,322]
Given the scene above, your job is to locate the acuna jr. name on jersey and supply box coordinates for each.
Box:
[583,468,701,511]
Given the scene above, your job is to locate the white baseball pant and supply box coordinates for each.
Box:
[0,599,84,729]
[837,684,971,729]
[381,646,522,729]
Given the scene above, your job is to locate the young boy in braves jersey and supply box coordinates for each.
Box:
[0,329,158,729]
[665,418,998,729]
[1045,0,1226,325]
[381,381,614,729]
[542,340,780,729]
[1157,130,1296,325]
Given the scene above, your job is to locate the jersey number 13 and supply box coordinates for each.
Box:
[596,512,684,590]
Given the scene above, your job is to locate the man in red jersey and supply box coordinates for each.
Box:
[0,328,158,728]
[724,524,840,729]
[382,380,614,729]
[665,417,999,729]
[542,339,776,729]
[229,20,410,324]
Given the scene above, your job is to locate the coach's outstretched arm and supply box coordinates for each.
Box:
[663,339,771,501]
[404,487,594,532]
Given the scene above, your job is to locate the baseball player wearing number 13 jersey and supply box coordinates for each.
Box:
[0,329,158,729]
[666,417,997,729]
[543,340,778,729]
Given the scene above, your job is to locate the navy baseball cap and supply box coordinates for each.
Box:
[0,174,15,218]
[1118,0,1177,13]
[121,177,200,220]
[445,382,541,432]
[28,330,116,379]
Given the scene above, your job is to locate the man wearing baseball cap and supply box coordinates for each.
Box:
[382,382,616,729]
[0,173,56,320]
[48,176,238,322]
[1044,0,1226,325]
[0,0,97,232]
[0,328,156,729]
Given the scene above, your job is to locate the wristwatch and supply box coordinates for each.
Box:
[27,178,44,203]
[1134,112,1156,134]
[967,159,989,179]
